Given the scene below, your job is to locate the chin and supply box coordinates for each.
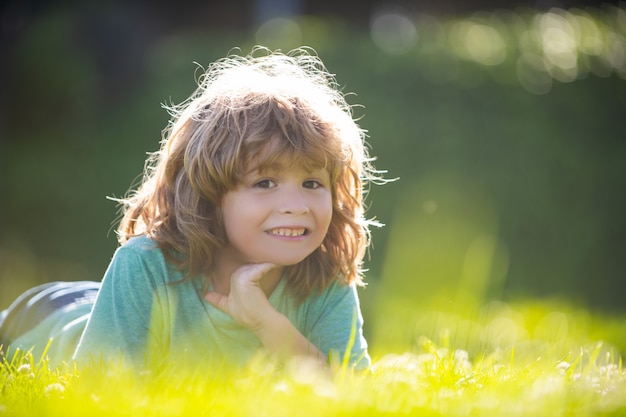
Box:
[264,255,310,267]
[270,259,304,267]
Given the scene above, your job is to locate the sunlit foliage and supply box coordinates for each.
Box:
[1,304,625,416]
[248,5,626,94]
[369,5,626,94]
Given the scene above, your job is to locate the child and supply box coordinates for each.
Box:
[0,47,383,371]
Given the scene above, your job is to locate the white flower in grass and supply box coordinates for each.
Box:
[44,383,66,397]
[16,363,34,379]
[17,364,31,374]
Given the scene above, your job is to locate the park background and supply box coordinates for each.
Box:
[1,0,625,356]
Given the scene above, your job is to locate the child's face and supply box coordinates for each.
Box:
[219,160,332,268]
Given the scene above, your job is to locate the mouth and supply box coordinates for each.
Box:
[267,227,308,237]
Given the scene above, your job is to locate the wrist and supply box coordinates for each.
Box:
[249,309,287,340]
[251,311,327,365]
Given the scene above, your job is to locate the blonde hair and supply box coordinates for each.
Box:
[117,47,381,299]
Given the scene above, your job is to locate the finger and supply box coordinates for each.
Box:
[204,291,228,312]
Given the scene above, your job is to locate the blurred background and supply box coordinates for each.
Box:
[1,0,625,353]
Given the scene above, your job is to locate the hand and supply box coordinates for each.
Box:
[205,263,327,365]
[204,263,280,332]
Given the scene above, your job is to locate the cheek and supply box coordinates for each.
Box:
[319,197,334,231]
[222,206,251,238]
[220,196,245,239]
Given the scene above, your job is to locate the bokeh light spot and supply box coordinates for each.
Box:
[451,21,507,66]
[371,11,418,54]
[255,17,302,51]
[538,10,579,82]
[570,10,604,56]
[516,52,553,94]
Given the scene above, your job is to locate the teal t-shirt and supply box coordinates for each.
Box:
[72,236,370,369]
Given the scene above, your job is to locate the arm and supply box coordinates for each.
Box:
[252,310,326,364]
[73,238,173,368]
[304,280,371,370]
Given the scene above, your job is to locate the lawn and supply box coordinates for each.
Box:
[2,300,625,416]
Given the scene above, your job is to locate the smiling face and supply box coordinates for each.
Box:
[218,158,333,270]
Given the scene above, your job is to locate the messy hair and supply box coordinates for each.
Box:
[117,47,382,299]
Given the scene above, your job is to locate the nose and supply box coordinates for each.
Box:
[277,186,310,215]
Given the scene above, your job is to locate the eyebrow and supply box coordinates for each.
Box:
[244,159,289,175]
[243,161,330,179]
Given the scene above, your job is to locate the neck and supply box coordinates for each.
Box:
[210,259,284,297]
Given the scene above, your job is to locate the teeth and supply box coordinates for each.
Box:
[270,228,306,237]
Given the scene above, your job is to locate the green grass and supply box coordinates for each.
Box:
[2,302,625,417]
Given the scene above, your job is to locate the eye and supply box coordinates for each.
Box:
[303,180,323,189]
[254,179,276,189]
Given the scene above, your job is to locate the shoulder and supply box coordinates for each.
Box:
[119,235,160,254]
[106,235,185,285]
[320,278,359,299]
[302,279,361,313]
[113,235,168,266]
